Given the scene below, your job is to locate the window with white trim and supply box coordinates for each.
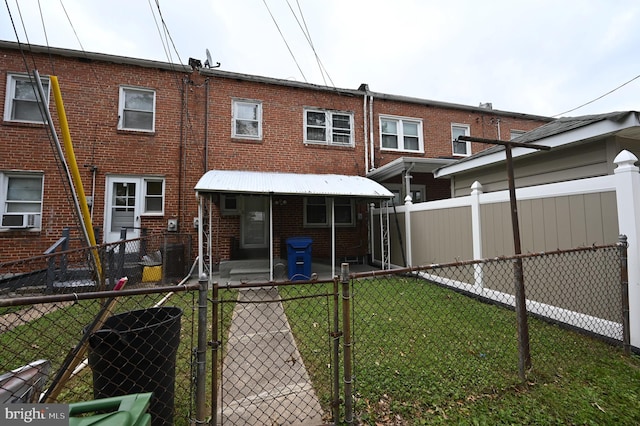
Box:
[232,100,262,139]
[304,197,355,227]
[4,73,50,123]
[118,86,156,132]
[304,109,354,146]
[451,124,471,156]
[0,172,43,230]
[143,179,164,214]
[380,116,424,152]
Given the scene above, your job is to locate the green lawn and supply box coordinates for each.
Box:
[282,277,640,425]
[3,281,638,425]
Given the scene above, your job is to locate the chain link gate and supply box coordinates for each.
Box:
[212,279,341,425]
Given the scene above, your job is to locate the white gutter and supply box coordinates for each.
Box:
[363,91,369,174]
[369,95,375,170]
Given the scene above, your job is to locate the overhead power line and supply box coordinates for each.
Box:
[59,0,85,52]
[553,73,640,117]
[262,0,307,83]
[286,0,334,87]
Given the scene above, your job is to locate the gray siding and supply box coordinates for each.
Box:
[452,138,614,197]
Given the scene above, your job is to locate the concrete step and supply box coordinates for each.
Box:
[229,267,271,282]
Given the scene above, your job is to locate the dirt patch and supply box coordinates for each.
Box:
[0,302,72,333]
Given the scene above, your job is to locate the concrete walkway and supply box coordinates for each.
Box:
[218,287,325,425]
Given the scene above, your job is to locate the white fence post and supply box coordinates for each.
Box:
[614,150,640,349]
[471,181,483,288]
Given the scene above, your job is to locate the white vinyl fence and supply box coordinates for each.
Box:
[373,149,640,349]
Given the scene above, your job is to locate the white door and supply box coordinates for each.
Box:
[241,196,269,249]
[104,177,141,244]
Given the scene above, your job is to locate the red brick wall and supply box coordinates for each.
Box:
[0,49,190,262]
[372,97,548,167]
[0,45,550,265]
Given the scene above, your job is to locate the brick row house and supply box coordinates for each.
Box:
[0,41,551,274]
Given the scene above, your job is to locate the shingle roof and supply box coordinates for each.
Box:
[441,111,638,169]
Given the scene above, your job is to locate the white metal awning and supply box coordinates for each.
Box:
[195,170,393,281]
[195,170,394,199]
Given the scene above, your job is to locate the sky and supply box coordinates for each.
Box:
[1,0,639,118]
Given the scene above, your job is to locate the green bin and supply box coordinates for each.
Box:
[69,392,152,426]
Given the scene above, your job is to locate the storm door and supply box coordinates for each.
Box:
[105,177,141,244]
[241,196,269,249]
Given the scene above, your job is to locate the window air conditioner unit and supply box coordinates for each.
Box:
[1,213,39,229]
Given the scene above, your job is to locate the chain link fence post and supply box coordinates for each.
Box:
[619,234,631,356]
[513,257,531,380]
[332,275,341,423]
[211,280,220,426]
[341,263,353,424]
[195,273,208,424]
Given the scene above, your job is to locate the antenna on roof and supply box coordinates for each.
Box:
[204,49,220,69]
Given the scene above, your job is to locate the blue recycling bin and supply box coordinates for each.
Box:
[286,237,313,281]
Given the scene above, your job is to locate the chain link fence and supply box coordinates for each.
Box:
[347,242,629,423]
[2,236,632,425]
[0,233,201,426]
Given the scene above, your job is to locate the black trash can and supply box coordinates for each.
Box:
[87,307,182,426]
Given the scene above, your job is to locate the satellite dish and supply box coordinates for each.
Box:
[204,48,220,68]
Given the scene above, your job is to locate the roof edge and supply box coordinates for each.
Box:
[434,111,640,178]
[0,39,553,121]
[0,40,192,72]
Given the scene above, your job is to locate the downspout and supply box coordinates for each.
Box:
[369,94,375,170]
[204,78,209,173]
[362,86,369,174]
[178,77,186,232]
[404,162,414,202]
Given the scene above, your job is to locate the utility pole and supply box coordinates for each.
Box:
[458,135,551,380]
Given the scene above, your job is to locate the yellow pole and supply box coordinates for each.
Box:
[50,76,102,278]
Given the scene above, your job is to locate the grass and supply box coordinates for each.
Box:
[282,277,640,425]
[3,280,639,425]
